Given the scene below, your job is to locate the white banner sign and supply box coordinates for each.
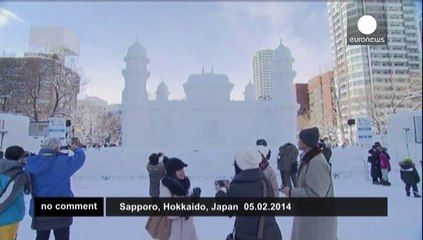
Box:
[356,117,373,145]
[48,118,66,145]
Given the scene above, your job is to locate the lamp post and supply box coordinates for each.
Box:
[347,119,356,145]
[0,129,8,154]
[403,128,410,157]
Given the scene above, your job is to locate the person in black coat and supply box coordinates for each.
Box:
[399,158,421,197]
[368,143,382,184]
[319,139,332,165]
[215,147,282,240]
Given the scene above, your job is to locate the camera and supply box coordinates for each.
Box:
[215,180,229,187]
[60,145,71,150]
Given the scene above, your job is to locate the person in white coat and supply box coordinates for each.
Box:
[160,157,200,240]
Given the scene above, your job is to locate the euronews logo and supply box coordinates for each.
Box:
[347,14,387,45]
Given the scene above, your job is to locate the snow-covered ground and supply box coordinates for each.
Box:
[17,146,422,240]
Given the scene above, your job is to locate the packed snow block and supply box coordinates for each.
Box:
[0,113,30,152]
[388,111,422,163]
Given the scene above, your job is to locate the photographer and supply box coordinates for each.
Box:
[25,137,86,240]
[146,152,166,197]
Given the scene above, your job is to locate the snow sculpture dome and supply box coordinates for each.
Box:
[273,39,294,61]
[126,39,147,58]
[156,81,169,101]
[183,68,234,103]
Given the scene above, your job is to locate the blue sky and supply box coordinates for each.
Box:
[0,2,421,104]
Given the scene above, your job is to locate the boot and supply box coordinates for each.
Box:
[380,179,390,186]
[406,191,410,197]
[413,192,421,198]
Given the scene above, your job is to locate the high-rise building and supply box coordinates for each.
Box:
[328,1,422,143]
[419,13,422,43]
[253,49,274,100]
[295,83,310,131]
[308,71,337,141]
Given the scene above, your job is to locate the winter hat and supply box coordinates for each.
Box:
[235,148,262,171]
[41,138,61,150]
[164,157,188,175]
[148,153,159,165]
[299,127,320,148]
[256,139,268,147]
[5,146,25,161]
[257,145,270,158]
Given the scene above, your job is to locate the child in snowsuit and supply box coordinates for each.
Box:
[399,158,421,197]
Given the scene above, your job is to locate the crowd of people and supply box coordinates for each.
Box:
[367,142,421,197]
[147,127,338,240]
[1,125,421,240]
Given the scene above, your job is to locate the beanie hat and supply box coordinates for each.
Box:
[5,146,25,161]
[256,139,268,147]
[235,148,262,171]
[299,127,320,148]
[164,157,188,175]
[148,153,159,165]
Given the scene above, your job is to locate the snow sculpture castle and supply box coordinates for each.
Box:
[121,40,297,150]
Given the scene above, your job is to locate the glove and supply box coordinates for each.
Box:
[191,187,201,198]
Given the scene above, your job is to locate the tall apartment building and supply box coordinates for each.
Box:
[328,1,422,142]
[295,83,310,131]
[253,50,274,100]
[308,71,337,141]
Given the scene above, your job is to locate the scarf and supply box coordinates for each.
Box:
[298,146,322,175]
[161,175,191,196]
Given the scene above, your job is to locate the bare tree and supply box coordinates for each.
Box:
[102,111,122,145]
[332,77,346,143]
[1,55,83,121]
[0,59,23,112]
[74,102,121,146]
[365,71,422,134]
[19,59,52,121]
[49,57,81,118]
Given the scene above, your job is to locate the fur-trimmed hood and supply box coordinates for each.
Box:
[399,159,415,170]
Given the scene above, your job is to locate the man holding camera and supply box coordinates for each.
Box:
[25,137,85,240]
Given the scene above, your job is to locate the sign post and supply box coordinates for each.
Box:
[356,117,373,147]
[48,118,66,146]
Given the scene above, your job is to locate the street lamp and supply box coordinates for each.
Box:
[403,128,410,157]
[347,119,356,145]
[0,129,8,154]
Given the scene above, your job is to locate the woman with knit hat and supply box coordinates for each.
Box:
[281,127,338,240]
[159,157,201,240]
[215,147,282,240]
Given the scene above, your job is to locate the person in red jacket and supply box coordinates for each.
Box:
[379,147,391,186]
